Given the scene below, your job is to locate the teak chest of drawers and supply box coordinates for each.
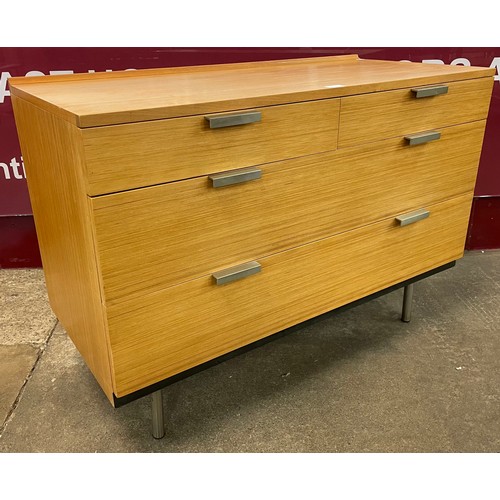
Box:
[10,55,494,438]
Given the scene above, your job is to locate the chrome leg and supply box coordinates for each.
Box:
[401,284,414,323]
[151,390,165,439]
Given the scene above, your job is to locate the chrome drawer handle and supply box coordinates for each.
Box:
[411,85,448,98]
[404,130,441,146]
[205,111,262,129]
[212,261,261,285]
[396,208,430,226]
[209,167,262,188]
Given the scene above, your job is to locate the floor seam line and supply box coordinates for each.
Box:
[0,319,59,439]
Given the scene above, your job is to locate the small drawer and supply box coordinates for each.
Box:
[91,120,485,305]
[82,99,340,195]
[107,193,472,396]
[338,77,493,147]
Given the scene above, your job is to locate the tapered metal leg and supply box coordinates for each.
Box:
[401,284,414,323]
[151,390,165,439]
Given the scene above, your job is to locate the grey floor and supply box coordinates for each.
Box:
[0,251,499,452]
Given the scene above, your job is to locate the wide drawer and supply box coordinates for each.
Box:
[338,77,492,147]
[107,193,472,396]
[92,120,485,304]
[82,99,340,195]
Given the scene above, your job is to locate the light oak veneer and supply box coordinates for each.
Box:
[9,55,495,402]
[92,120,486,305]
[9,55,494,127]
[10,97,115,402]
[339,77,493,147]
[107,194,472,395]
[82,99,340,195]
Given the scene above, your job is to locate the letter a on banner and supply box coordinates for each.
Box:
[0,72,11,103]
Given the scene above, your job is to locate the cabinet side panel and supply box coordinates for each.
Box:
[11,96,115,404]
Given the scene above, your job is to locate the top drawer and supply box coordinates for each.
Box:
[82,99,340,195]
[338,77,493,147]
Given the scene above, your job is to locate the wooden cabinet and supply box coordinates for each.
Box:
[9,55,494,417]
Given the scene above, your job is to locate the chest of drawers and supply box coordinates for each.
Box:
[9,54,494,437]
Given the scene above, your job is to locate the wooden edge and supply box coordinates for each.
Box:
[8,54,494,88]
[8,57,495,128]
[7,54,361,86]
[85,194,119,401]
[359,57,496,76]
[76,74,496,128]
[9,85,79,125]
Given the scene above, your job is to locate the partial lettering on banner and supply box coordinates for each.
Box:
[0,71,11,103]
[491,58,500,81]
[0,68,137,104]
[0,157,25,180]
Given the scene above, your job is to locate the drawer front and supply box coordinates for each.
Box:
[107,194,472,396]
[338,77,492,147]
[92,121,485,304]
[82,99,340,195]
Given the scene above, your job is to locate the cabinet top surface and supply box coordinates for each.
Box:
[9,54,494,128]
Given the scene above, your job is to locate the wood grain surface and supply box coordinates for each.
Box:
[9,54,494,404]
[107,194,472,396]
[339,77,493,147]
[92,120,486,304]
[8,55,495,127]
[11,97,115,402]
[108,195,472,397]
[82,99,340,194]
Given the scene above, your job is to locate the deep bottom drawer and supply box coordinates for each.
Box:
[108,193,472,396]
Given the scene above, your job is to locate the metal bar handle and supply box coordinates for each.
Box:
[405,130,441,146]
[209,167,262,188]
[411,85,448,98]
[212,261,261,285]
[205,111,262,129]
[396,208,430,227]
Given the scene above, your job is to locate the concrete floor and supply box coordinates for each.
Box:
[0,251,499,452]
